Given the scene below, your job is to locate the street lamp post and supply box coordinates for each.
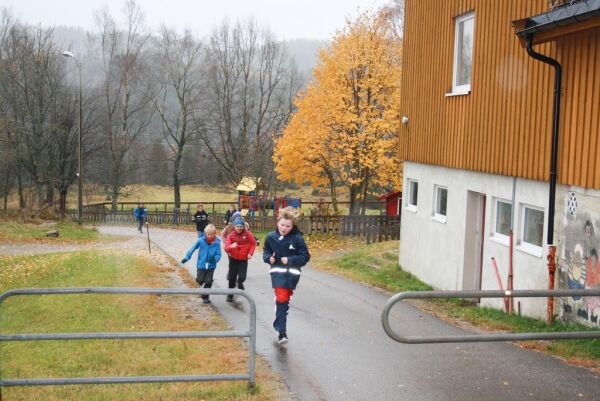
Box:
[61,50,83,223]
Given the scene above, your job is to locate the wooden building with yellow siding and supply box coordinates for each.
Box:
[398,0,600,325]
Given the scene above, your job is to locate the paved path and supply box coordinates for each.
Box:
[98,226,600,401]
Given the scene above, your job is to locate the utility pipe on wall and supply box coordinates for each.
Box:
[509,177,516,314]
[525,34,562,325]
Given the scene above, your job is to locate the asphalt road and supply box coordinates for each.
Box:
[99,226,600,401]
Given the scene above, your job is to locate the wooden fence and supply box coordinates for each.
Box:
[65,211,400,244]
[83,200,386,215]
[300,215,401,243]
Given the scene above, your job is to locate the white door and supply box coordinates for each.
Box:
[463,191,486,294]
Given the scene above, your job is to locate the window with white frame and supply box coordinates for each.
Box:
[520,204,544,252]
[493,199,512,241]
[452,12,475,94]
[407,179,418,210]
[434,186,448,221]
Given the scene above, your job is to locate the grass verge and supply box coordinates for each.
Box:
[312,240,600,371]
[0,221,114,244]
[0,250,281,400]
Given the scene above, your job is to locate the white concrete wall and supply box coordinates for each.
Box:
[400,162,552,319]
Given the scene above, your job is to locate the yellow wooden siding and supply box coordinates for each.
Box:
[400,0,600,189]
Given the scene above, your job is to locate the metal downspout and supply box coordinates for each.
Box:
[525,34,562,324]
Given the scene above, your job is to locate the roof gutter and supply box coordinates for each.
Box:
[519,0,600,36]
[524,34,561,324]
[513,1,600,46]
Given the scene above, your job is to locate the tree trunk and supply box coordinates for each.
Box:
[360,169,370,216]
[46,183,55,207]
[36,181,45,209]
[327,172,338,213]
[349,184,360,215]
[173,153,183,209]
[59,188,67,218]
[17,169,25,209]
[111,184,119,211]
[2,168,9,211]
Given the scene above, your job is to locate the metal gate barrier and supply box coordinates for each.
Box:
[0,287,256,389]
[382,288,600,344]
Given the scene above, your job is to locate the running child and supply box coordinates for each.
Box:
[263,206,310,344]
[221,211,244,240]
[193,204,210,237]
[133,203,147,233]
[181,224,221,304]
[223,216,256,302]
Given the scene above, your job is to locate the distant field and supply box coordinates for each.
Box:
[4,183,345,209]
[3,183,387,216]
[109,184,342,204]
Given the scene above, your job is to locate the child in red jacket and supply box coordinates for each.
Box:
[224,217,256,302]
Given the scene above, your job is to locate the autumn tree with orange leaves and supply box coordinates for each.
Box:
[274,10,402,215]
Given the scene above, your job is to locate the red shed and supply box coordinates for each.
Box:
[378,191,402,216]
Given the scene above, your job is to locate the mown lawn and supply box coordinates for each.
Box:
[0,250,281,401]
[312,239,600,369]
[0,220,113,244]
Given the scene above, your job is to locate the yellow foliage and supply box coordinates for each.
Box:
[274,11,403,209]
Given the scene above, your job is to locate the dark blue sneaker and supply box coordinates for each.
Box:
[278,331,288,344]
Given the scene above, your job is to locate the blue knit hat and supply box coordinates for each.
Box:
[233,217,245,227]
[231,211,242,222]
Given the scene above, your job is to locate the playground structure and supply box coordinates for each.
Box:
[238,194,302,218]
[236,176,302,219]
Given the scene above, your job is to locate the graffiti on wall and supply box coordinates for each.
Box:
[559,192,600,326]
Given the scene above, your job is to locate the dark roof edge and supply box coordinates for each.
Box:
[515,0,600,37]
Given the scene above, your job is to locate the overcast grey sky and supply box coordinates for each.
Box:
[2,0,393,40]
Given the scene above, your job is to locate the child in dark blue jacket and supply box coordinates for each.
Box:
[263,207,310,344]
[181,224,222,304]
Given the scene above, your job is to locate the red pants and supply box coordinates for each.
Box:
[275,288,294,303]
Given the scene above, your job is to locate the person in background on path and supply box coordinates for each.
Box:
[223,204,237,226]
[224,216,256,302]
[221,211,244,241]
[263,206,310,344]
[133,203,147,233]
[193,204,210,238]
[181,224,221,304]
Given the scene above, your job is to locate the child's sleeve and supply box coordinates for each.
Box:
[221,226,231,242]
[287,236,310,267]
[215,241,222,263]
[262,234,273,264]
[224,233,233,253]
[247,231,256,256]
[184,239,200,261]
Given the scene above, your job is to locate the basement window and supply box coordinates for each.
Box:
[433,185,448,223]
[518,204,544,256]
[406,179,418,212]
[492,199,512,245]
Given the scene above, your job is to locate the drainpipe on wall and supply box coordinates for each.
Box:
[509,177,516,314]
[525,34,562,325]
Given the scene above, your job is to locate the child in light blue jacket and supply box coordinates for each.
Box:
[181,224,221,304]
